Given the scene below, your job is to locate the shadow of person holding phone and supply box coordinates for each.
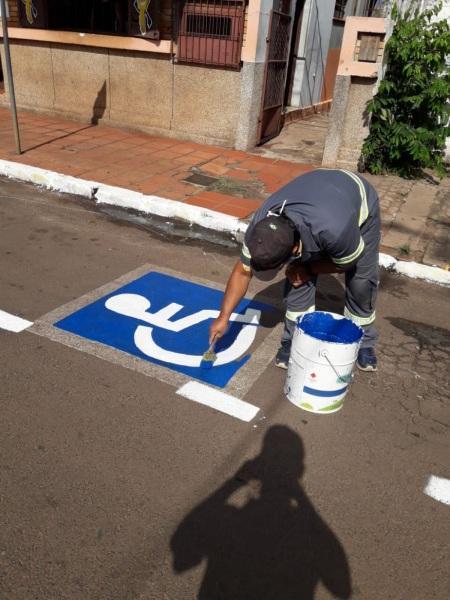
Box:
[171,426,352,599]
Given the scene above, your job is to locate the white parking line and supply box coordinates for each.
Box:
[424,475,450,506]
[176,381,260,422]
[0,309,33,332]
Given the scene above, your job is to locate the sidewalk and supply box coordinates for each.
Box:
[0,108,312,220]
[0,108,448,268]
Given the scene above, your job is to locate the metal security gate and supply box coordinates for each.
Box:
[257,2,292,144]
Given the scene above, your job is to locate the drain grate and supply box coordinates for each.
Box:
[184,173,218,187]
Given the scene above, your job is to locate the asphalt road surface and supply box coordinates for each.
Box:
[1,179,449,600]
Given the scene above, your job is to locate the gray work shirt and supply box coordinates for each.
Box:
[241,168,379,269]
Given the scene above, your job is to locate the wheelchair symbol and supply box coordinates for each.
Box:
[105,293,261,368]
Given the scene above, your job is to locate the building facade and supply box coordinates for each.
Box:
[1,1,437,152]
[1,0,253,147]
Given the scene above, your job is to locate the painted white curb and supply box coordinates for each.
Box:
[0,160,95,198]
[0,160,448,287]
[0,159,247,237]
[379,253,450,287]
[95,183,247,235]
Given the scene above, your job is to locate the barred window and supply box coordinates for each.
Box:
[177,0,245,69]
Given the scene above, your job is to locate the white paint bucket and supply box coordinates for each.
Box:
[284,311,363,414]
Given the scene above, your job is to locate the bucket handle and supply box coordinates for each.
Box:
[319,349,354,384]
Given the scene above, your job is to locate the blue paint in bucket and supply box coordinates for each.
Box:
[298,312,363,344]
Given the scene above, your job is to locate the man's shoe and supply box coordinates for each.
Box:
[275,344,291,369]
[357,347,377,372]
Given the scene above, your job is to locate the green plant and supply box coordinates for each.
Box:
[399,243,411,255]
[361,1,450,178]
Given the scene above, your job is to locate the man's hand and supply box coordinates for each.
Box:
[285,262,312,288]
[209,315,229,345]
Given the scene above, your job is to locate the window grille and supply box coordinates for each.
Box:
[177,0,245,69]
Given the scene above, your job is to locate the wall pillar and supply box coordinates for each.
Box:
[322,16,386,169]
[235,0,273,150]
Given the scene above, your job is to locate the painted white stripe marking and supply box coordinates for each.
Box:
[424,475,450,506]
[176,381,260,422]
[0,309,33,332]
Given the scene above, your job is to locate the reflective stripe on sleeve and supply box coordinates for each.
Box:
[332,237,365,265]
[340,169,369,226]
[240,243,251,268]
[286,306,315,322]
[242,243,251,259]
[344,307,376,326]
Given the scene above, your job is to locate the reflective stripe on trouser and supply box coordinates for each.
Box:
[282,305,315,346]
[344,307,375,326]
[282,198,381,349]
[285,305,316,322]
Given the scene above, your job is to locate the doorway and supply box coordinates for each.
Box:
[257,0,293,145]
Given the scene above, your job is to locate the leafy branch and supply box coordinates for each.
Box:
[361,1,450,178]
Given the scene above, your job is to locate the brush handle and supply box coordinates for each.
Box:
[206,336,218,353]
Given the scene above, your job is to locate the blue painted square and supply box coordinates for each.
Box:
[55,271,273,388]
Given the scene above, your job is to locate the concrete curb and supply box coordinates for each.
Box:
[0,159,247,237]
[1,159,449,287]
[379,253,450,287]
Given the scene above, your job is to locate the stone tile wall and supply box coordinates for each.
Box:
[0,40,242,146]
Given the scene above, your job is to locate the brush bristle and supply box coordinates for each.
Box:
[201,350,217,369]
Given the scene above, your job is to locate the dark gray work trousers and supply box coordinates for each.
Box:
[281,204,381,350]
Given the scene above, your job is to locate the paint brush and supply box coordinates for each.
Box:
[201,340,217,369]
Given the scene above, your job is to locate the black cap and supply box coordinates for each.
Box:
[247,215,297,271]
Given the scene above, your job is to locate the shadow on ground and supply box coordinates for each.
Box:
[170,425,351,600]
[252,273,346,329]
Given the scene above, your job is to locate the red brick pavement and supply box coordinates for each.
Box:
[0,109,315,219]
